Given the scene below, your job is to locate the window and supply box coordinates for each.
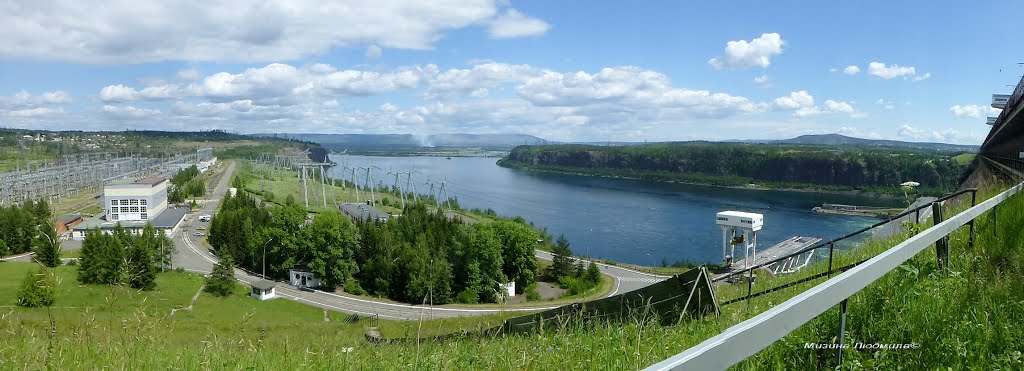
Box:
[111,199,119,206]
[295,274,299,279]
[130,206,139,213]
[129,199,139,206]
[110,214,118,221]
[122,207,131,213]
[717,217,728,221]
[141,213,148,220]
[141,206,147,213]
[140,199,147,206]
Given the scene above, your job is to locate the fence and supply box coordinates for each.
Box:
[645,181,1023,370]
[713,188,978,306]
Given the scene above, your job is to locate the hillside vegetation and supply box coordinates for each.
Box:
[500,143,970,196]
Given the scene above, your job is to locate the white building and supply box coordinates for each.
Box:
[715,211,763,269]
[289,264,320,288]
[72,177,186,240]
[251,280,276,300]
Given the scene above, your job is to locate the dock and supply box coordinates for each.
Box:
[721,236,822,276]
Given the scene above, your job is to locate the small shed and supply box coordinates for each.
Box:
[289,264,320,288]
[251,280,276,300]
[55,214,84,234]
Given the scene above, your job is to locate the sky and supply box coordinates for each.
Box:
[1,0,1021,144]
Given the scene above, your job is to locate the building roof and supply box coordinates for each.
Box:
[339,202,390,221]
[56,214,83,224]
[73,207,187,231]
[716,211,763,219]
[291,263,312,272]
[133,177,167,185]
[251,280,276,290]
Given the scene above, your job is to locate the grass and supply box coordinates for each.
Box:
[953,153,977,165]
[3,183,1020,369]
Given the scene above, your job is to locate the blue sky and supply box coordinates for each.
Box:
[1,0,1021,144]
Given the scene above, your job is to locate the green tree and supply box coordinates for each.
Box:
[490,221,539,293]
[300,212,360,290]
[586,261,601,284]
[0,239,8,256]
[285,193,296,206]
[17,266,56,307]
[205,256,236,297]
[548,234,575,281]
[127,240,156,291]
[32,223,61,267]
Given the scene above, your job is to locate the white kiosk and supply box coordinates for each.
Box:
[715,211,763,269]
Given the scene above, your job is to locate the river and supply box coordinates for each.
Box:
[327,155,897,266]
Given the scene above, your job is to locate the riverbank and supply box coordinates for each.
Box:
[496,160,906,200]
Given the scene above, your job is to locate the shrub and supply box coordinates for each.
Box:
[205,257,236,297]
[344,280,366,296]
[456,288,479,304]
[17,267,56,307]
[524,283,540,301]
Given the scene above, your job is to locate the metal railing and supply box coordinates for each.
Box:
[713,188,979,306]
[646,181,1023,370]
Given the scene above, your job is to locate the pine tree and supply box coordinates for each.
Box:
[205,256,236,297]
[33,223,61,268]
[586,261,601,284]
[127,242,156,291]
[17,266,56,307]
[548,234,574,281]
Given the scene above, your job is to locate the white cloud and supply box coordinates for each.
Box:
[773,91,814,110]
[897,124,984,144]
[949,104,1001,119]
[913,72,931,82]
[487,9,550,39]
[99,84,180,102]
[176,69,201,81]
[0,1,549,63]
[7,107,64,117]
[0,90,73,107]
[102,105,161,118]
[842,65,860,75]
[875,99,895,110]
[867,62,917,79]
[753,75,770,85]
[837,126,881,139]
[793,99,858,117]
[365,45,383,59]
[708,33,785,69]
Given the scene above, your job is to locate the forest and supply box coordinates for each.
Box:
[500,142,972,195]
[0,199,52,256]
[206,190,543,304]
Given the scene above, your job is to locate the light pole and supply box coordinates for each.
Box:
[261,237,274,279]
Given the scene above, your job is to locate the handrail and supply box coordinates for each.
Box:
[712,188,977,283]
[645,181,1023,370]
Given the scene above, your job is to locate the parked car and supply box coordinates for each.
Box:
[193,232,205,237]
[196,226,206,230]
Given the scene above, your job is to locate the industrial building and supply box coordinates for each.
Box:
[72,177,186,240]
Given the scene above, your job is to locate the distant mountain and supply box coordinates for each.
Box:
[250,133,549,151]
[727,134,979,152]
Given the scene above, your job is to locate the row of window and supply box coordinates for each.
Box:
[111,199,148,206]
[111,206,147,213]
[109,213,148,221]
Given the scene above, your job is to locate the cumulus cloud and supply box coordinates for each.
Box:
[708,33,785,69]
[0,90,73,107]
[897,124,983,144]
[793,99,858,117]
[949,104,1001,119]
[875,98,895,110]
[102,105,161,118]
[0,1,549,63]
[753,75,770,85]
[487,9,551,39]
[7,107,64,117]
[842,65,860,75]
[867,62,917,79]
[99,84,180,102]
[913,72,931,81]
[773,91,814,110]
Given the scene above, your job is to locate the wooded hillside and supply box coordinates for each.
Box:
[500,143,971,194]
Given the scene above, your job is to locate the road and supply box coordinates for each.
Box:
[171,161,669,320]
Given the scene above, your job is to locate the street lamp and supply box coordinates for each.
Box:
[261,237,274,279]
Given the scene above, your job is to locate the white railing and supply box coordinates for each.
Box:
[646,181,1024,371]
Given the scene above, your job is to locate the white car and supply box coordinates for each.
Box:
[193,232,205,237]
[198,215,211,222]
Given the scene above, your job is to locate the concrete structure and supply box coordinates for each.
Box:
[71,176,185,240]
[228,187,237,197]
[993,94,1010,109]
[250,280,276,300]
[715,211,763,269]
[289,264,320,288]
[501,281,516,298]
[103,177,168,223]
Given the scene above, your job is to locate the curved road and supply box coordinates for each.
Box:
[171,161,669,320]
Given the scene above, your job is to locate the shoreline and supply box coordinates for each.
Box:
[498,162,904,200]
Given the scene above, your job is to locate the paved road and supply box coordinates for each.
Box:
[171,161,670,319]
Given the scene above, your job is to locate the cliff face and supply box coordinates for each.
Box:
[503,144,965,190]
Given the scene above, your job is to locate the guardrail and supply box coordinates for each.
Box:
[646,181,1023,370]
[713,188,978,306]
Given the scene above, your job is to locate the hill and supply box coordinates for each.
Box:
[731,133,978,153]
[250,133,548,151]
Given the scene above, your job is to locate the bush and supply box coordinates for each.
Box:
[456,288,479,304]
[66,259,78,266]
[17,267,56,307]
[524,283,540,301]
[344,280,366,296]
[205,257,236,297]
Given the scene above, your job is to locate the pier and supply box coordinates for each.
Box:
[720,235,822,277]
